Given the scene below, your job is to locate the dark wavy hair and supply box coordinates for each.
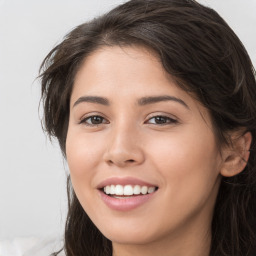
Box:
[39,0,256,255]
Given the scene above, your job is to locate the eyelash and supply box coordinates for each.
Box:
[147,115,178,125]
[79,115,178,127]
[79,115,108,126]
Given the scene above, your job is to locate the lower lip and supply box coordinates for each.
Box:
[99,190,156,211]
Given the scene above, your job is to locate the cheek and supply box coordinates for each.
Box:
[65,129,106,213]
[148,126,221,199]
[142,129,221,234]
[66,129,104,176]
[65,129,106,206]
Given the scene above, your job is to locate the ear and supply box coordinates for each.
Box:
[220,131,252,177]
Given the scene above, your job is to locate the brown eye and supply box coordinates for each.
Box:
[147,116,177,125]
[90,116,104,124]
[80,115,108,126]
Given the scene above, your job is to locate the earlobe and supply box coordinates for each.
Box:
[220,131,252,177]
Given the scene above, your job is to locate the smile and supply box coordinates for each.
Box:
[103,184,157,197]
[97,177,159,211]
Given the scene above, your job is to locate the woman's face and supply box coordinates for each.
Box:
[66,46,223,246]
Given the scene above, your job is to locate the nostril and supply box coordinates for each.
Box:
[127,159,135,163]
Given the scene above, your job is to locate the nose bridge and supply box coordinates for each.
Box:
[104,117,144,166]
[113,117,135,144]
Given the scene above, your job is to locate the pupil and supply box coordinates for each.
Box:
[92,116,102,124]
[156,116,166,124]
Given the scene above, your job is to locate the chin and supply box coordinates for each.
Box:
[95,217,168,246]
[104,230,156,245]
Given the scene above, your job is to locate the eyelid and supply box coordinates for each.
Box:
[79,111,106,120]
[146,112,178,121]
[78,112,109,125]
[144,112,180,126]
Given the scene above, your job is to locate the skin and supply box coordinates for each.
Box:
[66,46,250,256]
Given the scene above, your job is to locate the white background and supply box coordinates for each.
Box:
[0,0,255,239]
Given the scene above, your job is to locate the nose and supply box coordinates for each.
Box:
[103,126,145,168]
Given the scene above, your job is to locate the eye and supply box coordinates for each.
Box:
[80,115,108,126]
[146,115,178,125]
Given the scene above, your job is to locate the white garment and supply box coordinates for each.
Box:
[0,235,65,256]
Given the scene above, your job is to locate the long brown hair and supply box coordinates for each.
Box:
[39,0,256,255]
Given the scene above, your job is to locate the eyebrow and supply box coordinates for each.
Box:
[73,96,110,107]
[73,95,189,109]
[138,95,189,109]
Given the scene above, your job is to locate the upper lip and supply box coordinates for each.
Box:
[97,176,158,189]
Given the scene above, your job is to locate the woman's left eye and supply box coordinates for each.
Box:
[146,115,178,125]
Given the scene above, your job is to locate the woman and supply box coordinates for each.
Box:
[39,0,256,255]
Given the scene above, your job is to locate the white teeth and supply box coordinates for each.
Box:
[133,185,141,195]
[115,185,123,195]
[123,185,133,195]
[141,186,148,195]
[148,187,155,194]
[103,184,157,196]
[106,185,110,194]
[110,185,115,195]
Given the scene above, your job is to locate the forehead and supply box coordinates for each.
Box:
[73,46,181,98]
[71,46,203,112]
[74,46,163,84]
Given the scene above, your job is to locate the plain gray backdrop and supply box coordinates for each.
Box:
[0,0,255,239]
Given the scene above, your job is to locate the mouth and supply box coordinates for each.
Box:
[97,177,159,211]
[100,184,158,199]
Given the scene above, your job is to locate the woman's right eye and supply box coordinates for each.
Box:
[80,115,108,126]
